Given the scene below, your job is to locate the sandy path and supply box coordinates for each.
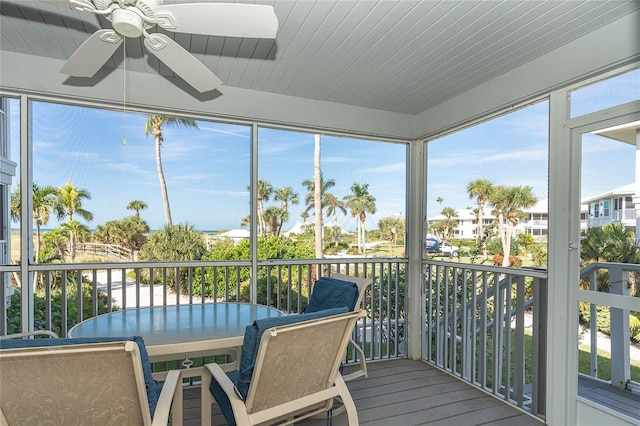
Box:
[87,270,208,309]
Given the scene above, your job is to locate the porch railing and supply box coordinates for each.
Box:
[422,260,548,420]
[578,262,639,393]
[0,258,408,365]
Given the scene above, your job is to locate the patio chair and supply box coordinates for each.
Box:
[0,330,59,339]
[201,308,364,426]
[0,336,183,426]
[305,273,373,381]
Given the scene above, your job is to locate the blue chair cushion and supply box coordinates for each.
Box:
[304,277,359,313]
[209,307,349,426]
[0,335,160,416]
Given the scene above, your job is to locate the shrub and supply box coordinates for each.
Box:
[192,235,314,301]
[7,281,112,336]
[492,253,522,268]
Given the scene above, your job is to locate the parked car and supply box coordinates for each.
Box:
[425,239,460,257]
[439,242,460,257]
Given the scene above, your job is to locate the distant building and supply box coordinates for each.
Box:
[283,220,346,237]
[205,229,250,247]
[581,183,636,229]
[426,208,493,240]
[426,185,634,243]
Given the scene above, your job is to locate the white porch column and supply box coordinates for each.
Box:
[609,266,631,389]
[635,128,640,245]
[547,90,580,426]
[406,139,425,360]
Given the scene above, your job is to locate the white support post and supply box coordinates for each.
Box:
[547,89,580,426]
[406,139,425,360]
[635,128,639,246]
[609,266,631,389]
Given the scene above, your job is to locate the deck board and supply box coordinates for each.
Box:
[578,375,640,420]
[177,358,544,426]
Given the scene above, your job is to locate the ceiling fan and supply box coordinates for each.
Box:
[41,0,278,92]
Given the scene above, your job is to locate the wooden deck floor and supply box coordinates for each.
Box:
[179,358,545,425]
[578,375,640,421]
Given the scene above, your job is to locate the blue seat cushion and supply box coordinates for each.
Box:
[209,307,349,426]
[304,277,359,313]
[0,335,160,416]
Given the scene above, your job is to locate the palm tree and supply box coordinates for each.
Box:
[10,182,60,263]
[313,134,322,259]
[466,179,493,239]
[57,180,93,262]
[467,178,493,260]
[61,220,91,262]
[436,196,444,206]
[324,193,347,247]
[145,115,199,225]
[274,186,299,234]
[139,223,206,292]
[440,206,459,241]
[251,179,273,235]
[42,228,68,259]
[263,206,285,235]
[489,185,537,266]
[302,176,336,215]
[344,182,377,255]
[302,171,338,258]
[300,210,309,223]
[126,199,148,218]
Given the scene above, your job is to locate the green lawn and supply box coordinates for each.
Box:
[579,343,640,381]
[523,329,640,382]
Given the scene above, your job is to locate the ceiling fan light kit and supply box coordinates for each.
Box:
[47,0,279,93]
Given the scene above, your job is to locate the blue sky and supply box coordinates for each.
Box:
[13,102,407,232]
[8,68,638,232]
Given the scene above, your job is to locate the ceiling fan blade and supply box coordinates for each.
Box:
[38,0,96,13]
[154,3,278,38]
[144,33,222,93]
[61,29,122,78]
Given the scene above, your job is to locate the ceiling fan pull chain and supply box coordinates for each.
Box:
[122,39,127,146]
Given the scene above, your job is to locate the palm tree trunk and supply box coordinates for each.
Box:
[257,198,265,235]
[69,231,76,262]
[155,136,172,225]
[35,224,41,263]
[477,204,488,260]
[361,218,367,256]
[503,224,513,267]
[314,134,323,260]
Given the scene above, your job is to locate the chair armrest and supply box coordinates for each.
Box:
[152,370,183,426]
[202,363,251,426]
[0,330,59,340]
[343,337,368,382]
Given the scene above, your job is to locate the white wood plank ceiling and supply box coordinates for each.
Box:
[1,0,639,115]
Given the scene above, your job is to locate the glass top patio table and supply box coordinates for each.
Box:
[68,302,285,360]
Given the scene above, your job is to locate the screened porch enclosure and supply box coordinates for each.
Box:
[2,1,640,425]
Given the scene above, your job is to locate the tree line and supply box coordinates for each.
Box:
[432,178,538,267]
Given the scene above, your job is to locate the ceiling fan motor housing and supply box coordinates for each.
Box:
[112,8,143,37]
[95,0,162,38]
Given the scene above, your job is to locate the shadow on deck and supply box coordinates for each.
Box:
[180,358,544,425]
